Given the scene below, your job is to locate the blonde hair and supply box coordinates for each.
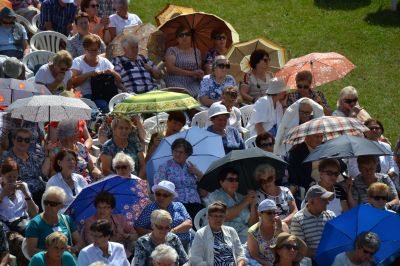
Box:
[111,116,132,131]
[52,50,73,68]
[367,182,389,197]
[254,164,276,181]
[45,232,67,248]
[43,186,67,205]
[150,209,172,225]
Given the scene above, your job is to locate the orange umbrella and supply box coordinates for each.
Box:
[275,52,355,88]
[0,0,12,10]
[155,4,195,26]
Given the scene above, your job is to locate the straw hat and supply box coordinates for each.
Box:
[270,232,308,263]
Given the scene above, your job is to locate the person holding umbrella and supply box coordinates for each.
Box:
[203,28,230,75]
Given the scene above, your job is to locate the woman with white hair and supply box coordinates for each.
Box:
[112,35,161,94]
[109,0,142,40]
[333,86,371,122]
[112,152,140,179]
[151,244,178,266]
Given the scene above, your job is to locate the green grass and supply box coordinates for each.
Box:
[130,0,400,143]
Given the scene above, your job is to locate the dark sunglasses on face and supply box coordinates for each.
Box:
[177,32,191,38]
[343,98,358,104]
[44,200,62,207]
[90,4,99,7]
[224,177,239,183]
[214,35,226,41]
[115,165,129,170]
[370,195,388,201]
[282,243,299,251]
[322,170,340,177]
[297,84,310,90]
[16,136,31,143]
[216,63,230,69]
[155,192,170,198]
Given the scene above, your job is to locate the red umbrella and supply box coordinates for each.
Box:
[276,52,355,88]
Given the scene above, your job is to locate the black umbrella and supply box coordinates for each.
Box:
[199,147,288,194]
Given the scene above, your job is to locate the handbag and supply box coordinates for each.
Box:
[90,73,119,103]
[4,216,29,236]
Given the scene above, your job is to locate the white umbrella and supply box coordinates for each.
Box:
[6,95,92,122]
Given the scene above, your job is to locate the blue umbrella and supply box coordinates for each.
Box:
[64,175,150,229]
[304,135,392,163]
[146,127,225,188]
[317,205,400,266]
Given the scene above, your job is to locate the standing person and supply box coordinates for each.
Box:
[203,28,230,74]
[109,0,142,40]
[39,0,77,36]
[80,0,111,44]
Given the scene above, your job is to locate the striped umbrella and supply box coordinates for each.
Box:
[283,116,369,145]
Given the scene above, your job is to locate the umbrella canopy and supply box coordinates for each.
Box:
[106,23,157,59]
[283,116,370,145]
[155,4,195,26]
[65,175,150,228]
[317,205,400,266]
[6,95,92,122]
[275,52,355,88]
[199,147,287,194]
[112,90,200,115]
[146,127,225,188]
[146,30,166,65]
[0,78,51,105]
[304,135,392,163]
[226,38,288,83]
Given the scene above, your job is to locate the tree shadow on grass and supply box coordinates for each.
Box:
[364,6,400,27]
[314,0,371,10]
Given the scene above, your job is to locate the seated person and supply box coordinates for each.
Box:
[66,11,106,59]
[199,55,236,107]
[112,35,161,94]
[151,244,179,266]
[0,222,9,266]
[203,28,230,75]
[80,0,112,44]
[333,85,371,122]
[207,167,258,243]
[0,7,29,59]
[39,0,77,36]
[77,219,130,266]
[133,209,189,266]
[112,152,142,179]
[367,182,396,212]
[109,0,142,40]
[286,70,332,115]
[35,50,73,95]
[255,132,275,153]
[270,232,308,266]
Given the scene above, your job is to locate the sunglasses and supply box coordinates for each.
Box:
[368,126,381,131]
[214,35,226,41]
[44,200,62,207]
[90,4,99,7]
[15,136,31,143]
[225,92,238,98]
[362,247,376,256]
[224,177,239,183]
[259,176,275,184]
[261,211,277,215]
[282,243,299,251]
[154,224,171,231]
[322,170,340,177]
[177,32,191,38]
[297,84,310,90]
[216,63,230,69]
[115,165,129,170]
[155,192,171,198]
[343,98,358,104]
[370,195,388,201]
[259,142,274,148]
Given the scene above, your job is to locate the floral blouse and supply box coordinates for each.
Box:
[198,74,236,101]
[256,186,295,220]
[248,222,277,264]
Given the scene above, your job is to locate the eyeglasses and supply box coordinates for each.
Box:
[259,142,274,148]
[343,98,358,104]
[214,35,227,41]
[86,48,100,53]
[261,211,277,215]
[362,247,376,256]
[282,243,299,251]
[177,32,191,38]
[155,192,171,198]
[216,63,230,69]
[44,200,62,207]
[370,195,388,201]
[322,170,340,177]
[90,4,99,7]
[115,165,129,170]
[368,126,381,131]
[259,176,275,184]
[154,224,171,231]
[208,214,225,219]
[224,177,239,183]
[15,136,31,143]
[297,84,310,90]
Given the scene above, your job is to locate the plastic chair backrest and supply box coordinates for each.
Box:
[194,208,208,230]
[191,110,209,128]
[143,113,169,142]
[240,104,254,127]
[245,135,257,149]
[22,50,55,71]
[31,13,40,32]
[15,14,37,35]
[108,92,133,112]
[30,31,67,53]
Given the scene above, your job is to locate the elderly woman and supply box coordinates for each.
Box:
[0,7,29,59]
[1,128,46,207]
[43,120,101,183]
[349,155,399,208]
[71,34,122,112]
[151,244,178,266]
[254,164,297,225]
[135,181,192,251]
[0,158,38,266]
[190,201,247,266]
[332,231,380,266]
[203,28,230,75]
[199,55,236,107]
[46,150,87,212]
[100,116,145,178]
[112,152,141,179]
[109,0,142,40]
[286,71,331,115]
[80,0,111,44]
[239,49,274,105]
[134,210,189,266]
[112,35,161,94]
[207,167,258,243]
[25,186,84,258]
[154,138,203,219]
[35,50,73,94]
[83,191,137,256]
[274,98,324,156]
[246,78,290,137]
[247,199,289,266]
[256,132,275,152]
[333,86,371,122]
[367,182,395,211]
[78,219,130,266]
[29,232,76,266]
[207,104,245,154]
[67,11,106,59]
[270,232,308,266]
[164,25,204,98]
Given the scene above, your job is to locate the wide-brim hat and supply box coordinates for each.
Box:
[270,232,308,263]
[208,104,230,118]
[266,77,290,95]
[151,180,177,198]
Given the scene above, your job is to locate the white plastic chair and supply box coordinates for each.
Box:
[31,13,40,32]
[194,208,208,230]
[239,104,254,128]
[191,110,209,128]
[108,92,133,112]
[245,135,257,149]
[143,113,169,143]
[21,238,31,260]
[15,14,37,35]
[22,50,55,72]
[30,31,67,53]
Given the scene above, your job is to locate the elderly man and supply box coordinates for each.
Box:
[39,0,77,35]
[290,185,336,260]
[112,35,161,94]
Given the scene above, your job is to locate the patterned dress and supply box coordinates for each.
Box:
[256,186,295,220]
[199,74,236,101]
[213,231,236,266]
[248,222,277,264]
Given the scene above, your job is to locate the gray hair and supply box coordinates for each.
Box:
[339,86,358,101]
[42,186,67,208]
[57,120,78,140]
[150,209,172,225]
[112,152,135,171]
[151,244,178,264]
[254,163,276,181]
[121,35,139,50]
[355,231,380,251]
[212,55,228,71]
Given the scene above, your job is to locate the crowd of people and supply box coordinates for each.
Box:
[0,1,399,266]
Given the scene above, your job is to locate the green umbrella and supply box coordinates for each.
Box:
[199,147,288,194]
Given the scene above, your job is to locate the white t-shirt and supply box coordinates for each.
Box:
[332,252,374,266]
[71,55,114,96]
[35,64,72,95]
[109,13,142,35]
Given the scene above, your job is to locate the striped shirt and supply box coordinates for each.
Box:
[40,0,77,35]
[290,206,335,249]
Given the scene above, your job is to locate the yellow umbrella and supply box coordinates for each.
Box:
[155,4,195,26]
[225,38,288,83]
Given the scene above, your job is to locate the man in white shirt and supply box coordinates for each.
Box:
[109,0,142,40]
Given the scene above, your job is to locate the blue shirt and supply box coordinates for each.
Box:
[207,125,245,154]
[198,74,236,100]
[29,251,76,266]
[0,24,27,52]
[40,0,77,35]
